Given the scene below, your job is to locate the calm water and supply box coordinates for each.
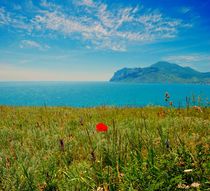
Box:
[0,82,209,107]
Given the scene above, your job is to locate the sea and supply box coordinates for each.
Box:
[0,81,209,107]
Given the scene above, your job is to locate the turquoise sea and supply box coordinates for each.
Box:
[0,82,209,107]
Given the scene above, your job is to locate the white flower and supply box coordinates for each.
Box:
[184,169,193,173]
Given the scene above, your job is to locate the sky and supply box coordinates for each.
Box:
[0,0,210,81]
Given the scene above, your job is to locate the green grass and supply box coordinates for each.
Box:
[0,106,209,190]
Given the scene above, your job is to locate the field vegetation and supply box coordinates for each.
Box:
[0,105,209,190]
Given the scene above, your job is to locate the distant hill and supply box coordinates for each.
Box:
[110,61,210,83]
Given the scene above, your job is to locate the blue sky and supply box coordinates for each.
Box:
[0,0,210,81]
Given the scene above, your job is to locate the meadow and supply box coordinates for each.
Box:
[0,106,209,190]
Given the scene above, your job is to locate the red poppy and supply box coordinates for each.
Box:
[96,123,108,132]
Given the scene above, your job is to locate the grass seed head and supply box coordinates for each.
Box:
[59,139,64,152]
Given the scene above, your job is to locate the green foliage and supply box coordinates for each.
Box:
[0,106,209,190]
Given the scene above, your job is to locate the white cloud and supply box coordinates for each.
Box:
[33,2,189,51]
[20,40,50,50]
[0,1,192,51]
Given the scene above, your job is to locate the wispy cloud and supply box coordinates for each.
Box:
[0,1,192,51]
[20,40,49,50]
[179,7,191,14]
[164,54,210,63]
[0,7,11,25]
[75,0,95,7]
[163,54,210,71]
[34,1,191,51]
[0,7,32,32]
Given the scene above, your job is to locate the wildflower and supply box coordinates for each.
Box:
[157,108,166,118]
[37,183,47,191]
[191,182,200,188]
[177,183,190,189]
[96,123,108,132]
[120,173,124,177]
[193,106,202,112]
[184,169,193,173]
[97,187,104,191]
[177,161,185,167]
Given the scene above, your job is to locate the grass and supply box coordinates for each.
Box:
[0,106,209,190]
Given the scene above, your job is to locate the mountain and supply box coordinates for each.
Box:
[110,61,210,83]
